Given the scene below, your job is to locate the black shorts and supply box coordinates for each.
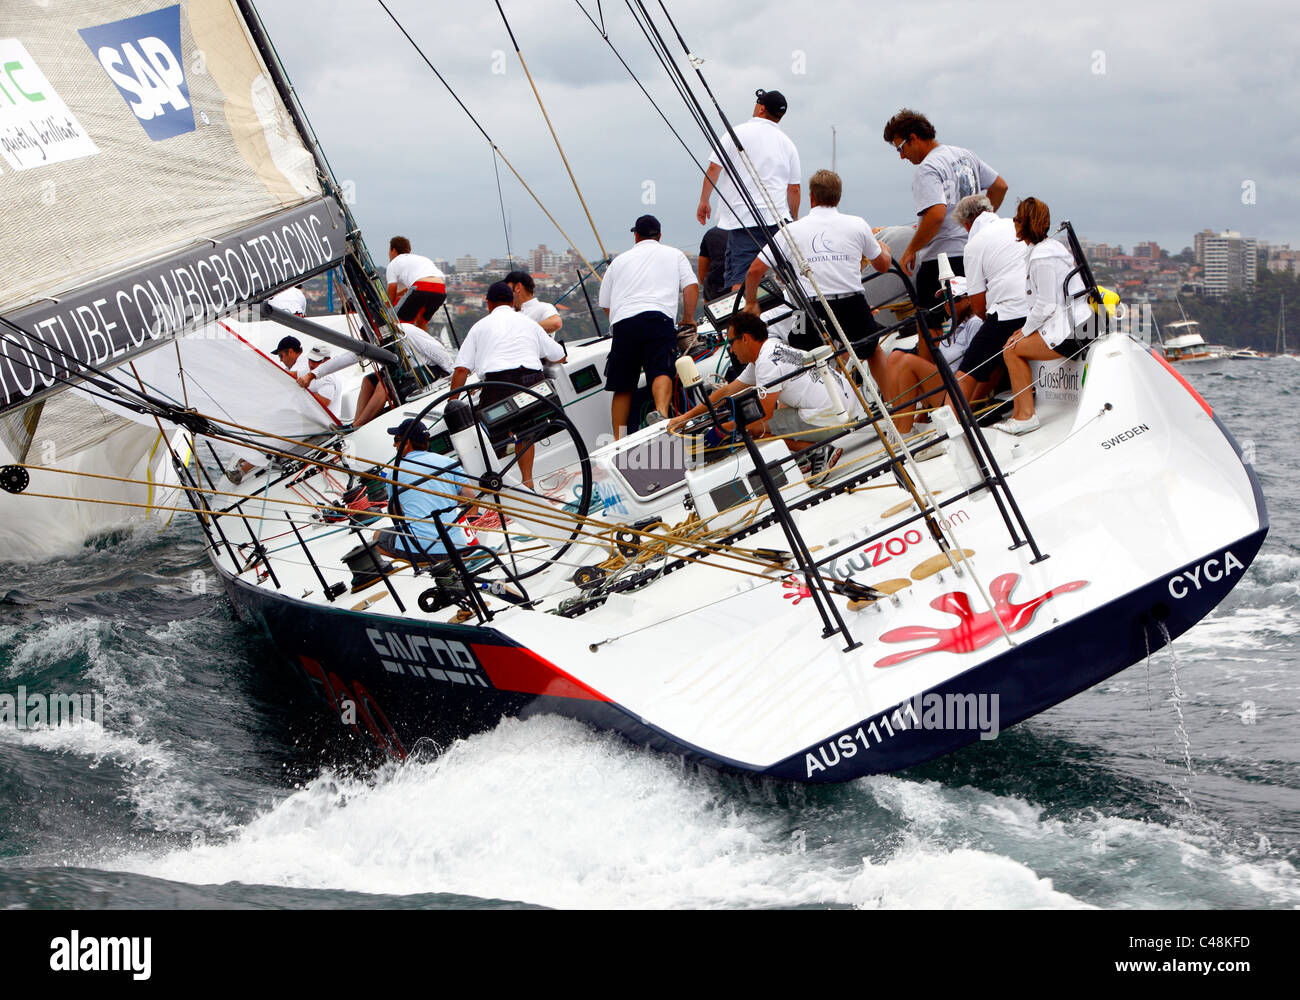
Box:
[604,311,677,393]
[791,293,881,355]
[395,286,446,324]
[960,312,1024,383]
[478,366,546,410]
[915,256,965,328]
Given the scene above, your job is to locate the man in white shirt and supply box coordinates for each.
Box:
[268,285,307,316]
[272,335,309,377]
[882,109,1007,330]
[668,313,858,483]
[949,194,1030,401]
[505,269,563,338]
[742,169,892,391]
[450,281,567,487]
[598,215,699,437]
[302,345,345,419]
[386,235,447,331]
[696,89,801,290]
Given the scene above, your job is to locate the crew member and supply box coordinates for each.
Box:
[882,108,1008,328]
[373,418,477,561]
[743,169,892,390]
[505,270,563,337]
[696,89,801,290]
[667,312,860,484]
[387,236,447,331]
[450,281,567,487]
[950,193,1030,402]
[599,215,699,436]
[887,278,983,433]
[272,335,308,377]
[268,284,307,316]
[302,345,345,419]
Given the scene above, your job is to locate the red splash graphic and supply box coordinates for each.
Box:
[782,575,812,605]
[875,573,1088,667]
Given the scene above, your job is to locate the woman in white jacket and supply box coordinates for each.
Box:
[995,197,1093,434]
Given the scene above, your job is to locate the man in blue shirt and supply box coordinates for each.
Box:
[374,418,476,560]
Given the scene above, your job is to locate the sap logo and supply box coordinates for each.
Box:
[79,4,194,141]
[1167,550,1244,600]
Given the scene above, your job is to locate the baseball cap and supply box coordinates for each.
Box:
[307,345,331,361]
[755,89,787,116]
[485,281,515,304]
[272,335,302,355]
[386,417,431,445]
[631,215,661,237]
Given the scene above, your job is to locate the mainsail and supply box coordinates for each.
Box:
[1,0,348,413]
[0,0,360,556]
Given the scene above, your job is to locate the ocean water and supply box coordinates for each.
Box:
[1,359,1296,910]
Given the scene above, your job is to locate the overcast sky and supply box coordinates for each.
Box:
[256,0,1299,266]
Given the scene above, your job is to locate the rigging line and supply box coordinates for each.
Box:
[373,0,601,281]
[491,146,514,266]
[642,5,996,636]
[495,0,608,260]
[623,0,787,284]
[153,396,795,565]
[571,0,709,179]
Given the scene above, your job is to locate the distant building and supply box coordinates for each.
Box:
[1133,241,1160,259]
[455,254,480,274]
[1267,248,1300,277]
[1200,231,1257,297]
[1193,229,1217,266]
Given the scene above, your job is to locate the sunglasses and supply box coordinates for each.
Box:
[893,137,908,155]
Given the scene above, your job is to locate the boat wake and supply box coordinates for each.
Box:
[83,715,1299,909]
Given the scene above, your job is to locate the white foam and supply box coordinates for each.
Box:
[848,847,1088,909]
[108,717,859,907]
[94,717,1300,909]
[0,716,170,770]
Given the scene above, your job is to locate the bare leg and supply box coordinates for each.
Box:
[865,347,890,403]
[1002,330,1060,420]
[891,354,945,433]
[518,443,535,490]
[651,374,673,417]
[611,391,632,440]
[354,379,391,428]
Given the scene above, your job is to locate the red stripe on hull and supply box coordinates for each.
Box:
[472,643,611,702]
[1150,348,1213,416]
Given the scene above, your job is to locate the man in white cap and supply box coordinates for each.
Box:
[599,214,698,437]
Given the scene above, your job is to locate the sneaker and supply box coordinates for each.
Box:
[804,445,843,487]
[224,464,245,485]
[992,413,1040,435]
[645,409,668,426]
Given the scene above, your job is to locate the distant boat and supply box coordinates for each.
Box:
[1276,295,1299,360]
[1162,320,1227,364]
[1229,348,1265,360]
